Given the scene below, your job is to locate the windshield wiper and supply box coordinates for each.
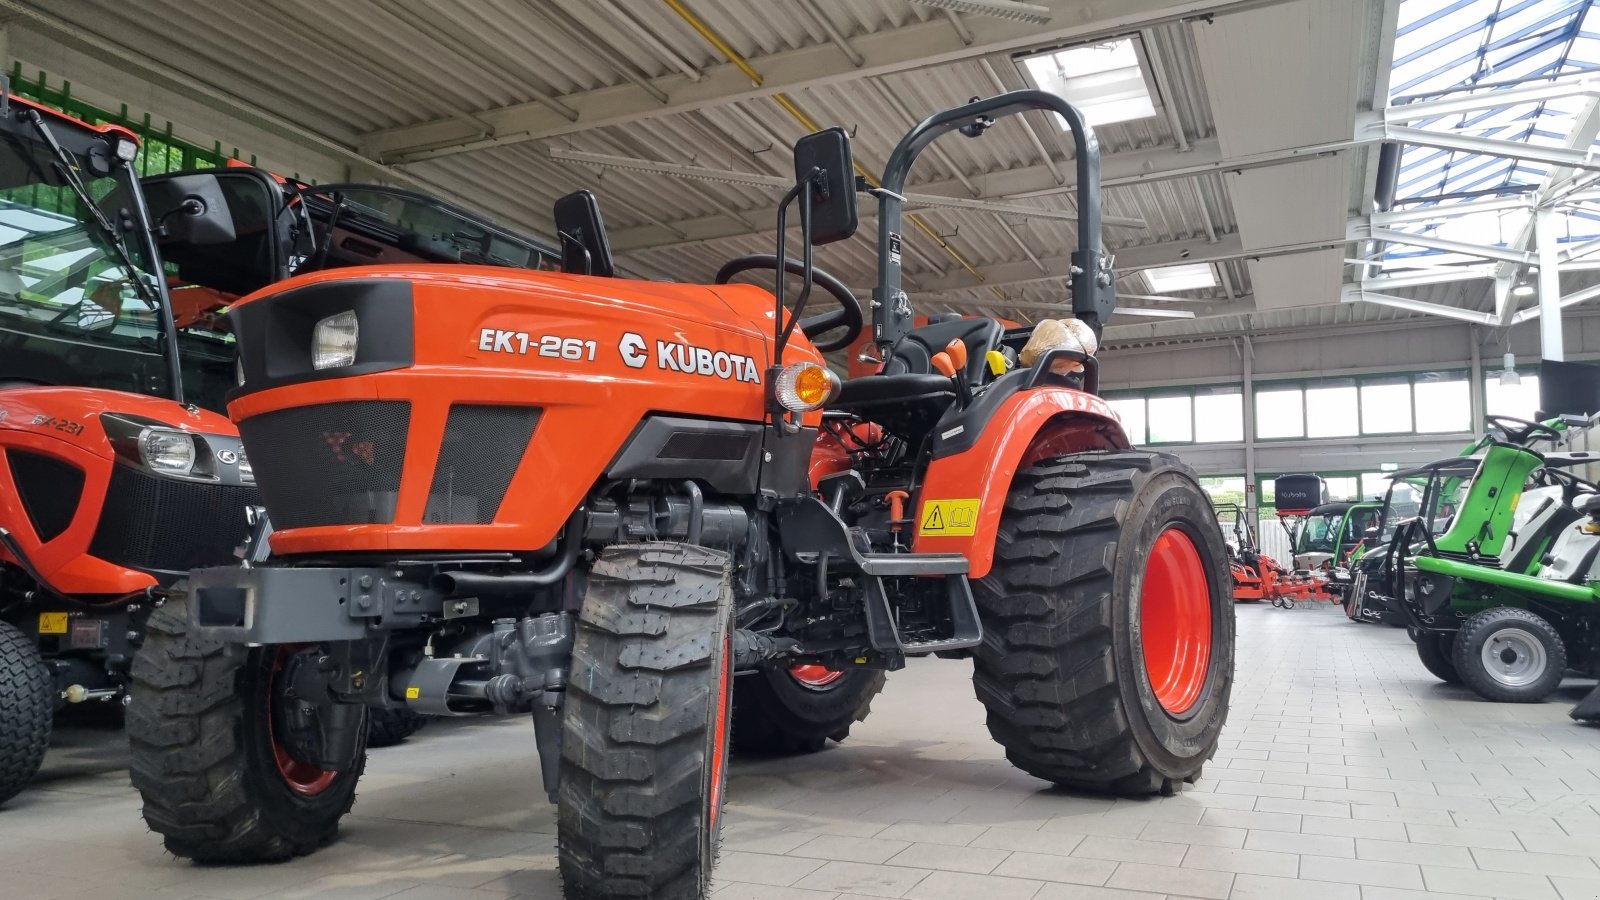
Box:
[24,110,161,312]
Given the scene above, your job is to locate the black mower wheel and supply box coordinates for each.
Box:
[558,544,735,900]
[731,665,885,756]
[366,707,428,748]
[127,589,366,861]
[1452,607,1566,703]
[973,450,1234,796]
[1415,633,1462,684]
[0,619,52,806]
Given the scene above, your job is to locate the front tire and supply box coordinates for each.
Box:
[558,544,734,900]
[1452,607,1566,703]
[127,590,366,862]
[366,707,428,748]
[0,620,51,807]
[732,665,885,756]
[973,451,1234,795]
[1415,633,1461,684]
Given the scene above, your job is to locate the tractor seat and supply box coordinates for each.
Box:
[885,315,1004,381]
[827,316,1002,437]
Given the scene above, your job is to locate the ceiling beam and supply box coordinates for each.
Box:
[1340,287,1500,325]
[362,0,1280,162]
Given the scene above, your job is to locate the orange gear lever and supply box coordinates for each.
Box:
[944,339,968,372]
[930,352,956,378]
[886,489,910,532]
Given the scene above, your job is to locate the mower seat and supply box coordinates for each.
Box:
[1503,493,1581,574]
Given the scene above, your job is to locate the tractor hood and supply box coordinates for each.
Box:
[0,386,238,460]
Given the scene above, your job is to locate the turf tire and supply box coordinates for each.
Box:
[0,620,51,807]
[1415,633,1461,684]
[127,588,366,862]
[973,450,1234,795]
[1452,606,1566,703]
[731,666,885,756]
[558,543,735,900]
[366,707,428,748]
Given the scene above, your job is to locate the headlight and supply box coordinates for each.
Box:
[774,362,840,413]
[236,448,254,485]
[312,310,358,370]
[139,428,196,475]
[114,138,139,162]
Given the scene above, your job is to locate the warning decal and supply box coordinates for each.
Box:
[919,499,979,536]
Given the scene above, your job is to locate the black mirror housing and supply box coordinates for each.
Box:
[793,127,857,246]
[553,190,614,277]
[147,174,237,246]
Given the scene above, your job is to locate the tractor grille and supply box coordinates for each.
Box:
[238,401,410,528]
[423,404,541,525]
[89,466,257,573]
[8,449,84,543]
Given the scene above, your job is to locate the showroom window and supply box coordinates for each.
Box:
[1484,372,1542,421]
[1105,388,1243,445]
[1253,370,1471,440]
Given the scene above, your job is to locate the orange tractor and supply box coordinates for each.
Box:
[127,92,1234,898]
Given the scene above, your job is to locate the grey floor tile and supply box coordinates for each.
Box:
[1422,865,1560,899]
[903,870,1044,900]
[993,852,1118,886]
[885,842,1010,875]
[792,860,931,898]
[1105,862,1233,899]
[1229,872,1360,900]
[1298,855,1424,889]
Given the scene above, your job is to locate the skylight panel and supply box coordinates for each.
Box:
[1017,37,1158,128]
[1143,263,1217,293]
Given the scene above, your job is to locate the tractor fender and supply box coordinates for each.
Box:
[912,386,1128,579]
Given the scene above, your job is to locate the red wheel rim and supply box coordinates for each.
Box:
[267,647,339,797]
[708,632,732,831]
[789,664,846,689]
[1140,528,1213,716]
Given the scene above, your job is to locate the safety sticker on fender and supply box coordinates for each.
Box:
[920,499,979,536]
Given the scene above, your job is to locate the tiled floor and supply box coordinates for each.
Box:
[7,602,1600,899]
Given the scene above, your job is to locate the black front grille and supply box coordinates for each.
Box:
[238,401,410,528]
[89,466,258,573]
[424,405,540,524]
[8,450,84,543]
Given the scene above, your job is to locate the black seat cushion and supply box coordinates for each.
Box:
[884,318,1004,382]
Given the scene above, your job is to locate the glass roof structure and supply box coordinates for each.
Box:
[1380,0,1600,269]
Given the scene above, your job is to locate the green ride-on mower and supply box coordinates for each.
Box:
[1345,456,1477,625]
[1388,414,1600,703]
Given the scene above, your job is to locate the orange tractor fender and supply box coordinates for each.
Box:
[911,387,1128,579]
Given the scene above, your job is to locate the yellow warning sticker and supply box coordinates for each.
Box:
[38,612,68,635]
[405,686,421,700]
[920,499,979,536]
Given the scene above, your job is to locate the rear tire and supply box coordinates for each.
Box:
[127,589,366,861]
[366,707,428,748]
[1452,607,1566,703]
[0,620,51,807]
[731,666,885,756]
[558,544,734,900]
[1415,633,1462,684]
[973,451,1234,795]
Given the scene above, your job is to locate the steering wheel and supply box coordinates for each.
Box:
[1486,414,1562,445]
[713,255,863,353]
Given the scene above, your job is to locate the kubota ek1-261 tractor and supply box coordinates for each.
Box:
[0,92,256,805]
[128,91,1234,898]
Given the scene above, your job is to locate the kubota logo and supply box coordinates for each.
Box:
[618,332,647,368]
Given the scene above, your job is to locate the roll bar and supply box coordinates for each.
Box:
[871,90,1116,348]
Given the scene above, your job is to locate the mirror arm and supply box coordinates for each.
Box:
[776,169,819,361]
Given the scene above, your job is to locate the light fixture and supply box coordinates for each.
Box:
[1499,352,1521,386]
[908,0,1051,24]
[1113,308,1195,319]
[1018,38,1158,128]
[1512,283,1535,297]
[1143,263,1217,293]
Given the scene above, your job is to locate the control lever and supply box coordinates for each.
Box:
[942,339,973,406]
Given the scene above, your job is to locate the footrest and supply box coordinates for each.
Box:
[858,552,969,577]
[862,573,983,655]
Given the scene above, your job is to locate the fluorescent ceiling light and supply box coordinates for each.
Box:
[1019,38,1157,128]
[908,0,1050,24]
[1142,263,1217,293]
[1512,283,1535,296]
[1115,307,1196,319]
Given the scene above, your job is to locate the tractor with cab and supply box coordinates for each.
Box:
[126,92,1235,899]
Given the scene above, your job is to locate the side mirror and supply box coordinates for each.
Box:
[147,174,237,246]
[553,190,614,277]
[792,127,857,246]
